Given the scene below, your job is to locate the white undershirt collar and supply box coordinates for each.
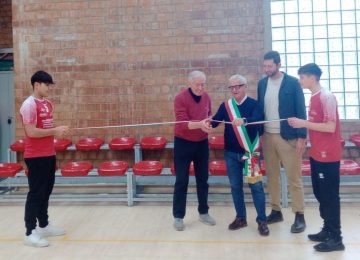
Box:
[234,95,247,105]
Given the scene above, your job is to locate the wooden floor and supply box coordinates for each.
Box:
[0,202,359,259]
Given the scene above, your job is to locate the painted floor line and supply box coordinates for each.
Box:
[0,237,359,246]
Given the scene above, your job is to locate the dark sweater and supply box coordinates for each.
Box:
[174,88,212,142]
[211,96,264,154]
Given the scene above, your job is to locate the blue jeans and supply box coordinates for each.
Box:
[224,150,266,223]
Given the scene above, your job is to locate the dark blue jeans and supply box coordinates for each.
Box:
[173,137,209,219]
[224,150,266,223]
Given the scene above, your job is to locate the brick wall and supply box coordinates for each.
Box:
[11,0,360,167]
[0,0,12,48]
[12,0,265,164]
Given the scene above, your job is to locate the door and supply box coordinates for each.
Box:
[0,71,15,162]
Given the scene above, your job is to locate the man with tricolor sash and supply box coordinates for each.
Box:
[211,74,269,236]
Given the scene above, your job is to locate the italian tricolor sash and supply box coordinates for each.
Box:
[225,98,260,176]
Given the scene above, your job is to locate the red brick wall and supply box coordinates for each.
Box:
[12,0,265,164]
[11,0,360,167]
[0,0,12,48]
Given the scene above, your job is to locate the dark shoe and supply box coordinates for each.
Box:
[266,210,283,224]
[308,229,331,242]
[291,212,306,233]
[258,222,269,236]
[228,218,247,230]
[314,238,345,252]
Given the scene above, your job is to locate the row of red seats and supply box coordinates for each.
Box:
[210,135,360,149]
[10,136,223,151]
[7,136,166,177]
[10,134,360,153]
[301,160,360,176]
[4,134,360,178]
[0,161,227,178]
[210,136,360,176]
[2,159,360,178]
[350,134,360,147]
[10,136,167,152]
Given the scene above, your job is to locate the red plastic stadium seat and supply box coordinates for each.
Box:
[170,162,195,176]
[133,161,163,176]
[61,161,93,176]
[340,138,345,147]
[340,160,360,175]
[140,136,167,150]
[54,138,72,152]
[301,160,360,176]
[350,134,360,147]
[98,161,128,176]
[209,136,224,149]
[0,163,23,177]
[109,137,136,150]
[75,137,104,151]
[209,160,227,176]
[10,139,25,152]
[301,160,311,176]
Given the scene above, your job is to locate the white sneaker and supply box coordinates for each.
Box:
[36,223,66,237]
[199,213,216,226]
[24,230,49,247]
[173,218,185,231]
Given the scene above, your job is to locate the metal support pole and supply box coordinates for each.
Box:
[280,168,288,208]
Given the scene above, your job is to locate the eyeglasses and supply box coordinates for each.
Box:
[228,84,246,91]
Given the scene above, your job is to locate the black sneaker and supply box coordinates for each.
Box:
[308,229,330,242]
[314,238,345,252]
[266,210,283,224]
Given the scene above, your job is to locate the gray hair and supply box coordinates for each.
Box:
[188,70,206,82]
[229,74,247,84]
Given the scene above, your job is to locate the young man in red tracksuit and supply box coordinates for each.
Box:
[20,71,69,247]
[288,63,345,252]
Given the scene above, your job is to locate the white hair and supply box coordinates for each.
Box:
[229,74,247,84]
[188,70,206,82]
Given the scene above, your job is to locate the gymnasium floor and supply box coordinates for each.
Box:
[1,202,359,259]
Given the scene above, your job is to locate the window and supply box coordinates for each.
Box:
[271,0,360,119]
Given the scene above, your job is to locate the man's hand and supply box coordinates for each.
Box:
[296,138,306,156]
[54,126,69,139]
[232,118,244,126]
[200,118,212,133]
[288,117,307,129]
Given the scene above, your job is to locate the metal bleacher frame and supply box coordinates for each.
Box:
[128,143,287,207]
[1,142,276,206]
[1,144,131,203]
[1,139,359,206]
